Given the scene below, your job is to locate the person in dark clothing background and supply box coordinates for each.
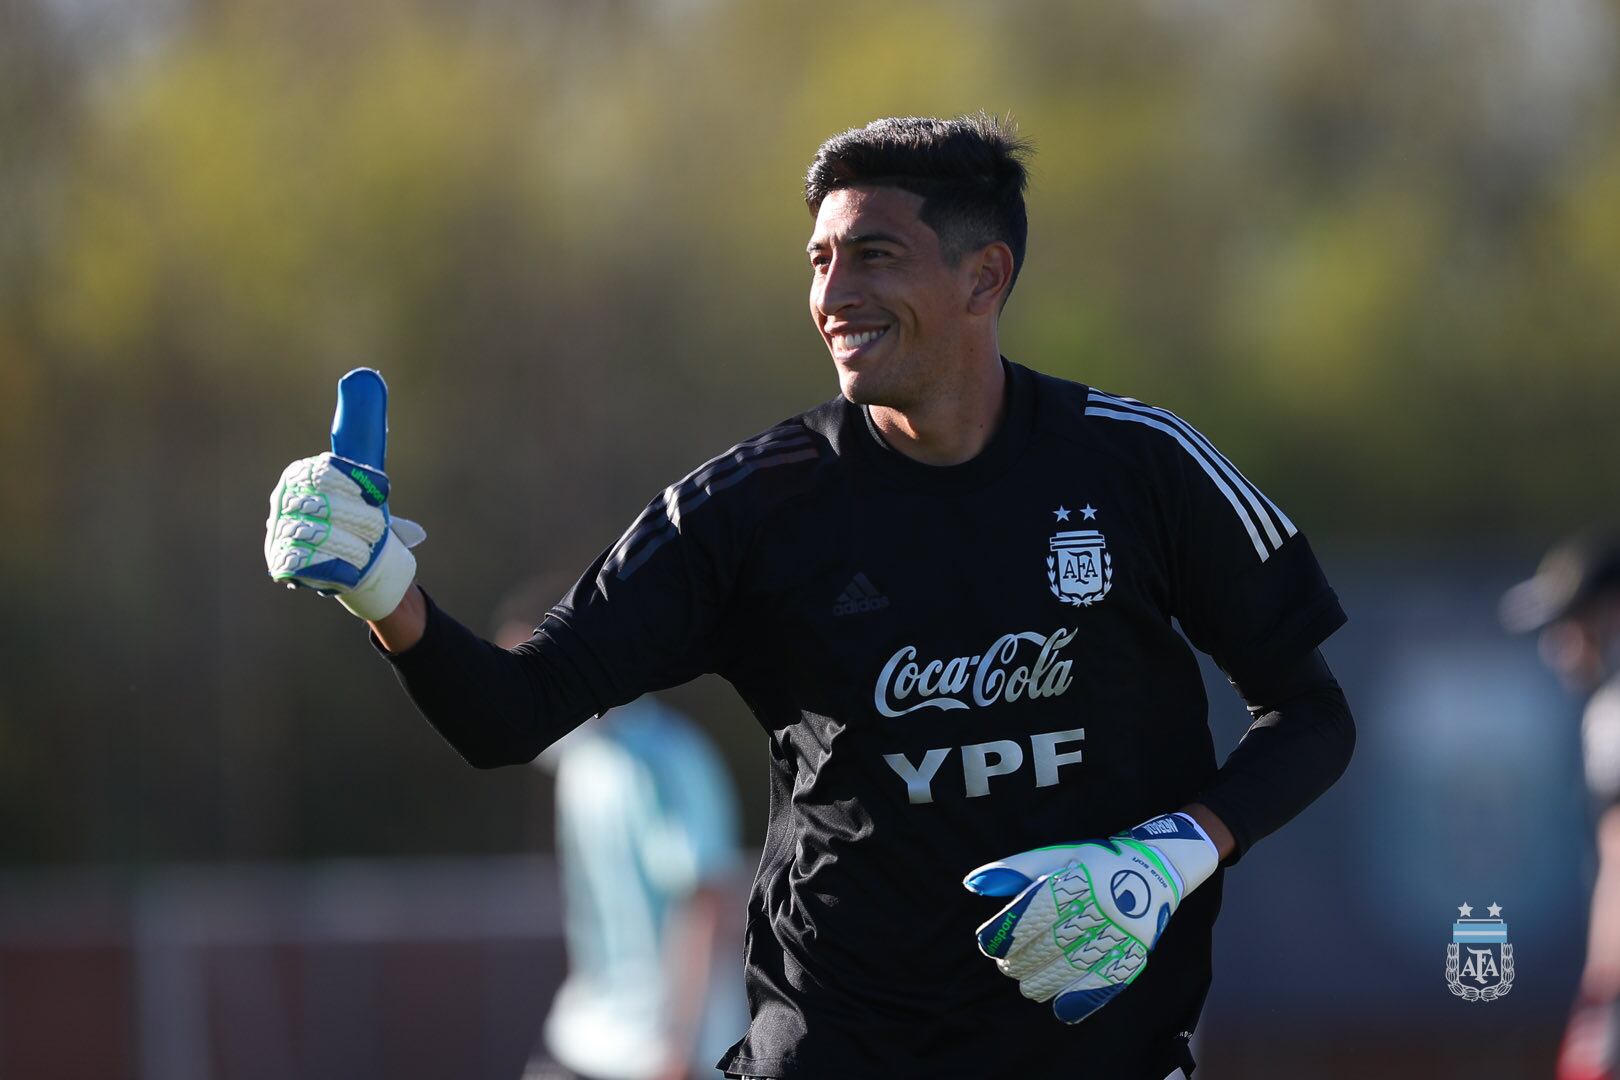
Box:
[1503,535,1620,1080]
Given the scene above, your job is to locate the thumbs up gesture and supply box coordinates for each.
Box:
[264,369,425,621]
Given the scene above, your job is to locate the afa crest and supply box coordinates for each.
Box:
[1446,902,1513,1003]
[1048,530,1112,607]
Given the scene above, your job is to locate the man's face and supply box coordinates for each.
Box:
[807,185,976,408]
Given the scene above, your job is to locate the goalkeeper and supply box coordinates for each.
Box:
[266,115,1355,1080]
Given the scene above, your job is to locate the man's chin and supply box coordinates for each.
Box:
[837,368,888,407]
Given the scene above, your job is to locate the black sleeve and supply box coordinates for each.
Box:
[1157,423,1353,861]
[1165,424,1346,677]
[1193,648,1356,865]
[372,589,601,767]
[374,481,745,769]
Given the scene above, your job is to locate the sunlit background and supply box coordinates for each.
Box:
[4,0,1618,1076]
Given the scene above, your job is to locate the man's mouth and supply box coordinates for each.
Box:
[830,327,889,356]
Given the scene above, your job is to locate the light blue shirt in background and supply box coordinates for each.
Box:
[540,698,746,1079]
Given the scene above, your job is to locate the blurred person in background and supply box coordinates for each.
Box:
[492,585,749,1080]
[1502,535,1620,1080]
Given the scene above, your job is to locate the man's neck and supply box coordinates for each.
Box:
[868,356,1008,466]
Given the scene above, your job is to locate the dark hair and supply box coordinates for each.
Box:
[805,113,1032,298]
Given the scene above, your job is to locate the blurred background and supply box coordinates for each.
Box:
[3,0,1618,1075]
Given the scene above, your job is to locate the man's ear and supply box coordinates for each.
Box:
[966,241,1015,316]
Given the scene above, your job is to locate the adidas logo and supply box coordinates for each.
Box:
[833,572,891,616]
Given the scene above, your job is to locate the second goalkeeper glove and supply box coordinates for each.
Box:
[963,812,1219,1024]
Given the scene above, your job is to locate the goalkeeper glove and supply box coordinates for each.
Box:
[963,812,1219,1024]
[264,368,424,621]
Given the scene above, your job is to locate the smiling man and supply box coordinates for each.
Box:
[808,181,1012,466]
[266,115,1355,1079]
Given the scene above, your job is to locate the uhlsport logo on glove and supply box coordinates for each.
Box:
[1446,901,1513,1003]
[1109,869,1152,918]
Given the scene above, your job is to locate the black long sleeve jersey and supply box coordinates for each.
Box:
[382,359,1349,1079]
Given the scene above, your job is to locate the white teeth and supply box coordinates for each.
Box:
[833,329,886,350]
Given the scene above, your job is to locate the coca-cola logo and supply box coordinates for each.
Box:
[874,628,1077,718]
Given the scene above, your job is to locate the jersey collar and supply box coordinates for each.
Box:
[850,358,1037,492]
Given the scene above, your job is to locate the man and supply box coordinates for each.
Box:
[266,115,1355,1079]
[1502,536,1620,1080]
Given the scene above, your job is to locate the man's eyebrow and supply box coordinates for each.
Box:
[806,231,909,254]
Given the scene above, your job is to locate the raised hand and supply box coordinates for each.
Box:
[265,368,424,621]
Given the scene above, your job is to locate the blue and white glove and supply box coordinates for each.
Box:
[264,368,424,621]
[963,812,1219,1024]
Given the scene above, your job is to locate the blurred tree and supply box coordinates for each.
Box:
[2,0,1618,863]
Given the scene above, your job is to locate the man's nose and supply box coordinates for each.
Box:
[814,256,863,316]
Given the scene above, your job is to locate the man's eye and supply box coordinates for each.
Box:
[862,249,891,261]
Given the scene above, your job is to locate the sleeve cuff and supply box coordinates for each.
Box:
[1187,793,1254,867]
[368,586,445,666]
